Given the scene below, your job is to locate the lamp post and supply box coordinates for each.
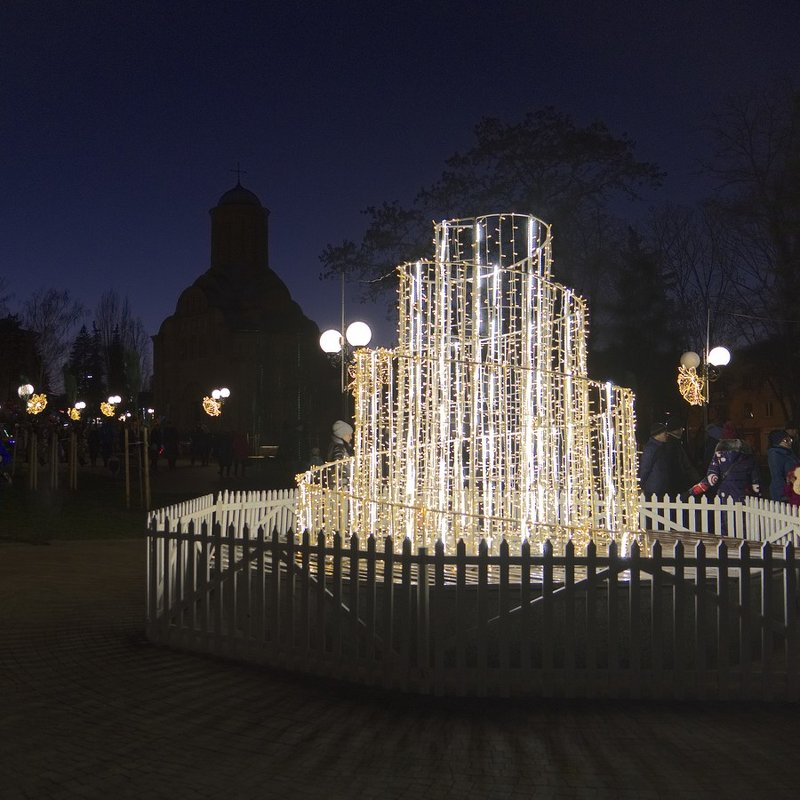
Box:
[320,268,372,418]
[202,387,230,418]
[320,321,372,417]
[678,345,731,435]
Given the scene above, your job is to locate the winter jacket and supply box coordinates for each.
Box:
[767,444,799,501]
[696,439,760,502]
[639,436,698,497]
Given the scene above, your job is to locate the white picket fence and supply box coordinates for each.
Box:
[640,494,800,547]
[146,491,800,700]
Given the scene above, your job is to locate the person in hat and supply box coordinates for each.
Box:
[767,428,798,502]
[327,419,354,463]
[639,418,698,498]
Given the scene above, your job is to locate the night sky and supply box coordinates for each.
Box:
[3,1,799,351]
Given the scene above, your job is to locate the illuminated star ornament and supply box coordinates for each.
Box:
[677,365,705,406]
[26,393,47,415]
[297,214,640,555]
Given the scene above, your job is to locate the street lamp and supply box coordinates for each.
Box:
[101,395,122,418]
[203,387,230,417]
[320,322,372,415]
[19,383,47,415]
[678,344,731,437]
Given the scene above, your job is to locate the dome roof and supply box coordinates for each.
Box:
[217,182,262,207]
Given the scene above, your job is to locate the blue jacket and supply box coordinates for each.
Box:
[768,445,799,501]
[703,439,760,502]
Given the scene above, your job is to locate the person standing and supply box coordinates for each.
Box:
[767,429,798,501]
[639,419,698,498]
[327,420,353,462]
[691,430,761,504]
[232,431,249,477]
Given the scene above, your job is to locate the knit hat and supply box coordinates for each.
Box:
[332,420,353,440]
[665,417,684,434]
[769,429,790,448]
[650,422,667,436]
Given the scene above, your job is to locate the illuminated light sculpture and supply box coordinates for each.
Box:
[100,402,115,417]
[68,407,81,421]
[298,214,640,555]
[27,393,47,415]
[202,396,222,417]
[677,347,731,407]
[677,351,704,406]
[203,387,230,417]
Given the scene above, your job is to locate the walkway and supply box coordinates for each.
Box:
[2,489,800,796]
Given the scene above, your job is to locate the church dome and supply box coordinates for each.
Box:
[217,183,262,207]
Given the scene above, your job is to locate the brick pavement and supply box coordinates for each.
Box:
[2,489,800,797]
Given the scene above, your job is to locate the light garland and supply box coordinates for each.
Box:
[202,396,222,417]
[677,365,705,406]
[26,393,47,415]
[298,213,641,555]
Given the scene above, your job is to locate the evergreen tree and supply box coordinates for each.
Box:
[591,229,684,438]
[65,324,105,408]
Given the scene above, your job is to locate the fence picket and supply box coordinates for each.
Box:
[716,541,730,698]
[629,540,641,699]
[673,540,685,698]
[739,540,752,695]
[541,540,554,697]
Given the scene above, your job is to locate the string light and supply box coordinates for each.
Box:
[298,213,641,555]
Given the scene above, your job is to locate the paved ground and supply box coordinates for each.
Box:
[3,466,800,798]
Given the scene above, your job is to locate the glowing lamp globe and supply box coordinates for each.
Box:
[320,329,343,354]
[345,321,372,348]
[679,351,701,370]
[18,383,34,399]
[708,346,731,367]
[219,387,230,399]
[211,389,221,400]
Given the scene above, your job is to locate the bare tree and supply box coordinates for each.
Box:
[320,107,663,314]
[94,290,152,397]
[649,203,740,353]
[703,85,800,418]
[22,288,86,390]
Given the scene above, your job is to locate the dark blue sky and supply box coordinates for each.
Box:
[2,0,799,349]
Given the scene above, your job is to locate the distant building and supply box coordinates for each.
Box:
[152,183,338,458]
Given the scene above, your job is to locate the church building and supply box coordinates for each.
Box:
[152,182,338,462]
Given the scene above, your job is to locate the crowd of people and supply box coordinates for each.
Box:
[639,416,800,508]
